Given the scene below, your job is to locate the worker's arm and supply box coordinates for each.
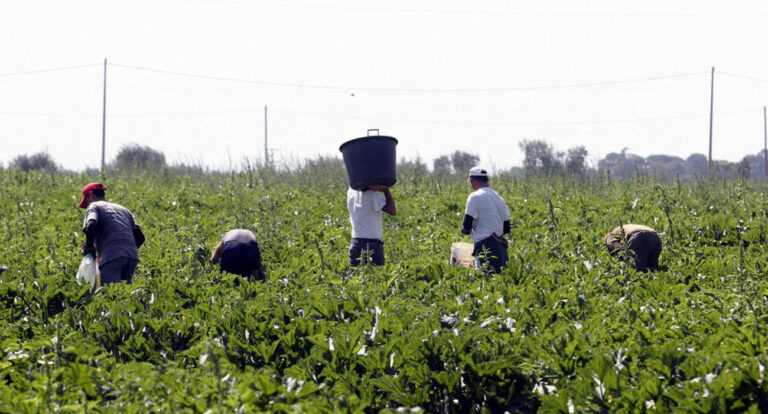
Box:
[210,241,224,264]
[133,225,145,248]
[605,234,624,256]
[82,220,97,256]
[369,185,396,216]
[461,214,474,235]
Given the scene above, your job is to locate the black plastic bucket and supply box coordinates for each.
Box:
[339,130,398,190]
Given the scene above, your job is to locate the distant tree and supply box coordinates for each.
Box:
[519,140,562,175]
[398,156,428,176]
[736,157,751,179]
[564,146,588,176]
[10,152,58,172]
[646,154,685,178]
[433,155,452,176]
[112,144,166,171]
[685,154,709,176]
[741,150,766,179]
[450,151,479,174]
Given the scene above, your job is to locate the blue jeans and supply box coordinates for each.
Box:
[473,236,508,274]
[349,238,385,266]
[99,257,138,284]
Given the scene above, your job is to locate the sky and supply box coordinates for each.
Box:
[3,0,768,172]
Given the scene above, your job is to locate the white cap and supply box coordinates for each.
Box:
[468,166,489,178]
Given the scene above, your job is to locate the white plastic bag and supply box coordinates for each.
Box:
[76,254,99,286]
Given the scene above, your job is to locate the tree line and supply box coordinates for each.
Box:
[6,140,768,180]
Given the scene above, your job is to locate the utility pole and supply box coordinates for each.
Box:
[764,105,767,179]
[708,67,715,173]
[264,105,269,166]
[101,58,108,177]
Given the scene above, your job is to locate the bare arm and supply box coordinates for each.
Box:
[369,185,397,216]
[210,241,224,264]
[605,234,623,256]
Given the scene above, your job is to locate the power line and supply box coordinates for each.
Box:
[160,0,768,18]
[719,71,768,83]
[273,108,761,126]
[0,108,759,124]
[111,63,707,93]
[0,63,101,78]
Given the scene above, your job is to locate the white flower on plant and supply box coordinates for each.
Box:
[592,373,605,399]
[505,318,517,332]
[612,347,628,372]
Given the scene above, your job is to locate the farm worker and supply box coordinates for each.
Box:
[347,185,397,266]
[210,229,264,280]
[604,224,662,271]
[461,167,511,273]
[79,182,145,284]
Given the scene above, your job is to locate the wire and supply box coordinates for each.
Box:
[0,108,760,127]
[111,63,707,93]
[273,108,760,126]
[0,111,98,117]
[158,0,768,18]
[0,63,101,78]
[719,71,768,83]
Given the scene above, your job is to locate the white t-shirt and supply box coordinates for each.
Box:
[347,188,387,240]
[464,187,510,243]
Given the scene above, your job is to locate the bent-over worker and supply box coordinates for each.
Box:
[210,229,264,280]
[79,182,145,284]
[604,224,662,272]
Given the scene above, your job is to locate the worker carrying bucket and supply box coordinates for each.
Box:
[340,130,398,266]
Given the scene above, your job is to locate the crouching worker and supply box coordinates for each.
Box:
[347,185,396,266]
[462,167,511,273]
[210,229,264,280]
[79,182,145,285]
[604,224,662,272]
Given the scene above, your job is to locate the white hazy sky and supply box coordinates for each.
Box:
[3,0,768,171]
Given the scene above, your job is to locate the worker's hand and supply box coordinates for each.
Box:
[368,184,389,192]
[81,242,95,257]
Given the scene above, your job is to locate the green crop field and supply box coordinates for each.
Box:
[2,166,768,413]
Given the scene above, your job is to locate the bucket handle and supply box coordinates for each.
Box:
[367,129,379,136]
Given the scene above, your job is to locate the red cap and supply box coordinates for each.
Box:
[78,182,106,208]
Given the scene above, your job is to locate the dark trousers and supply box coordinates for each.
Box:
[349,238,385,267]
[626,231,662,271]
[473,236,508,274]
[99,257,139,284]
[221,240,264,279]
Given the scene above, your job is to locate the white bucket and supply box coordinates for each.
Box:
[450,242,475,268]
